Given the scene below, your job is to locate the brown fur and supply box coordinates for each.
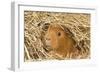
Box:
[45,24,78,59]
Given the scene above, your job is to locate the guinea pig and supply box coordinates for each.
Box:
[45,23,77,59]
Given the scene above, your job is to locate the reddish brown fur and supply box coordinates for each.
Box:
[45,24,77,58]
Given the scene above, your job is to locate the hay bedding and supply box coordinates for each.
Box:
[24,11,90,62]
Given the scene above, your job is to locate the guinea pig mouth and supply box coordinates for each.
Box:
[45,42,52,48]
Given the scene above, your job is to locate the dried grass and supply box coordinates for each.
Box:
[24,11,90,62]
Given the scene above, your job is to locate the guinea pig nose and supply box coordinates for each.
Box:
[45,37,51,41]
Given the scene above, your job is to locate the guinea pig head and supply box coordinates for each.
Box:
[45,24,76,57]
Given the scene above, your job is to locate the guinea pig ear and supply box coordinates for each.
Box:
[61,25,74,37]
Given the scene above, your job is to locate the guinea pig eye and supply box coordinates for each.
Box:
[57,32,61,36]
